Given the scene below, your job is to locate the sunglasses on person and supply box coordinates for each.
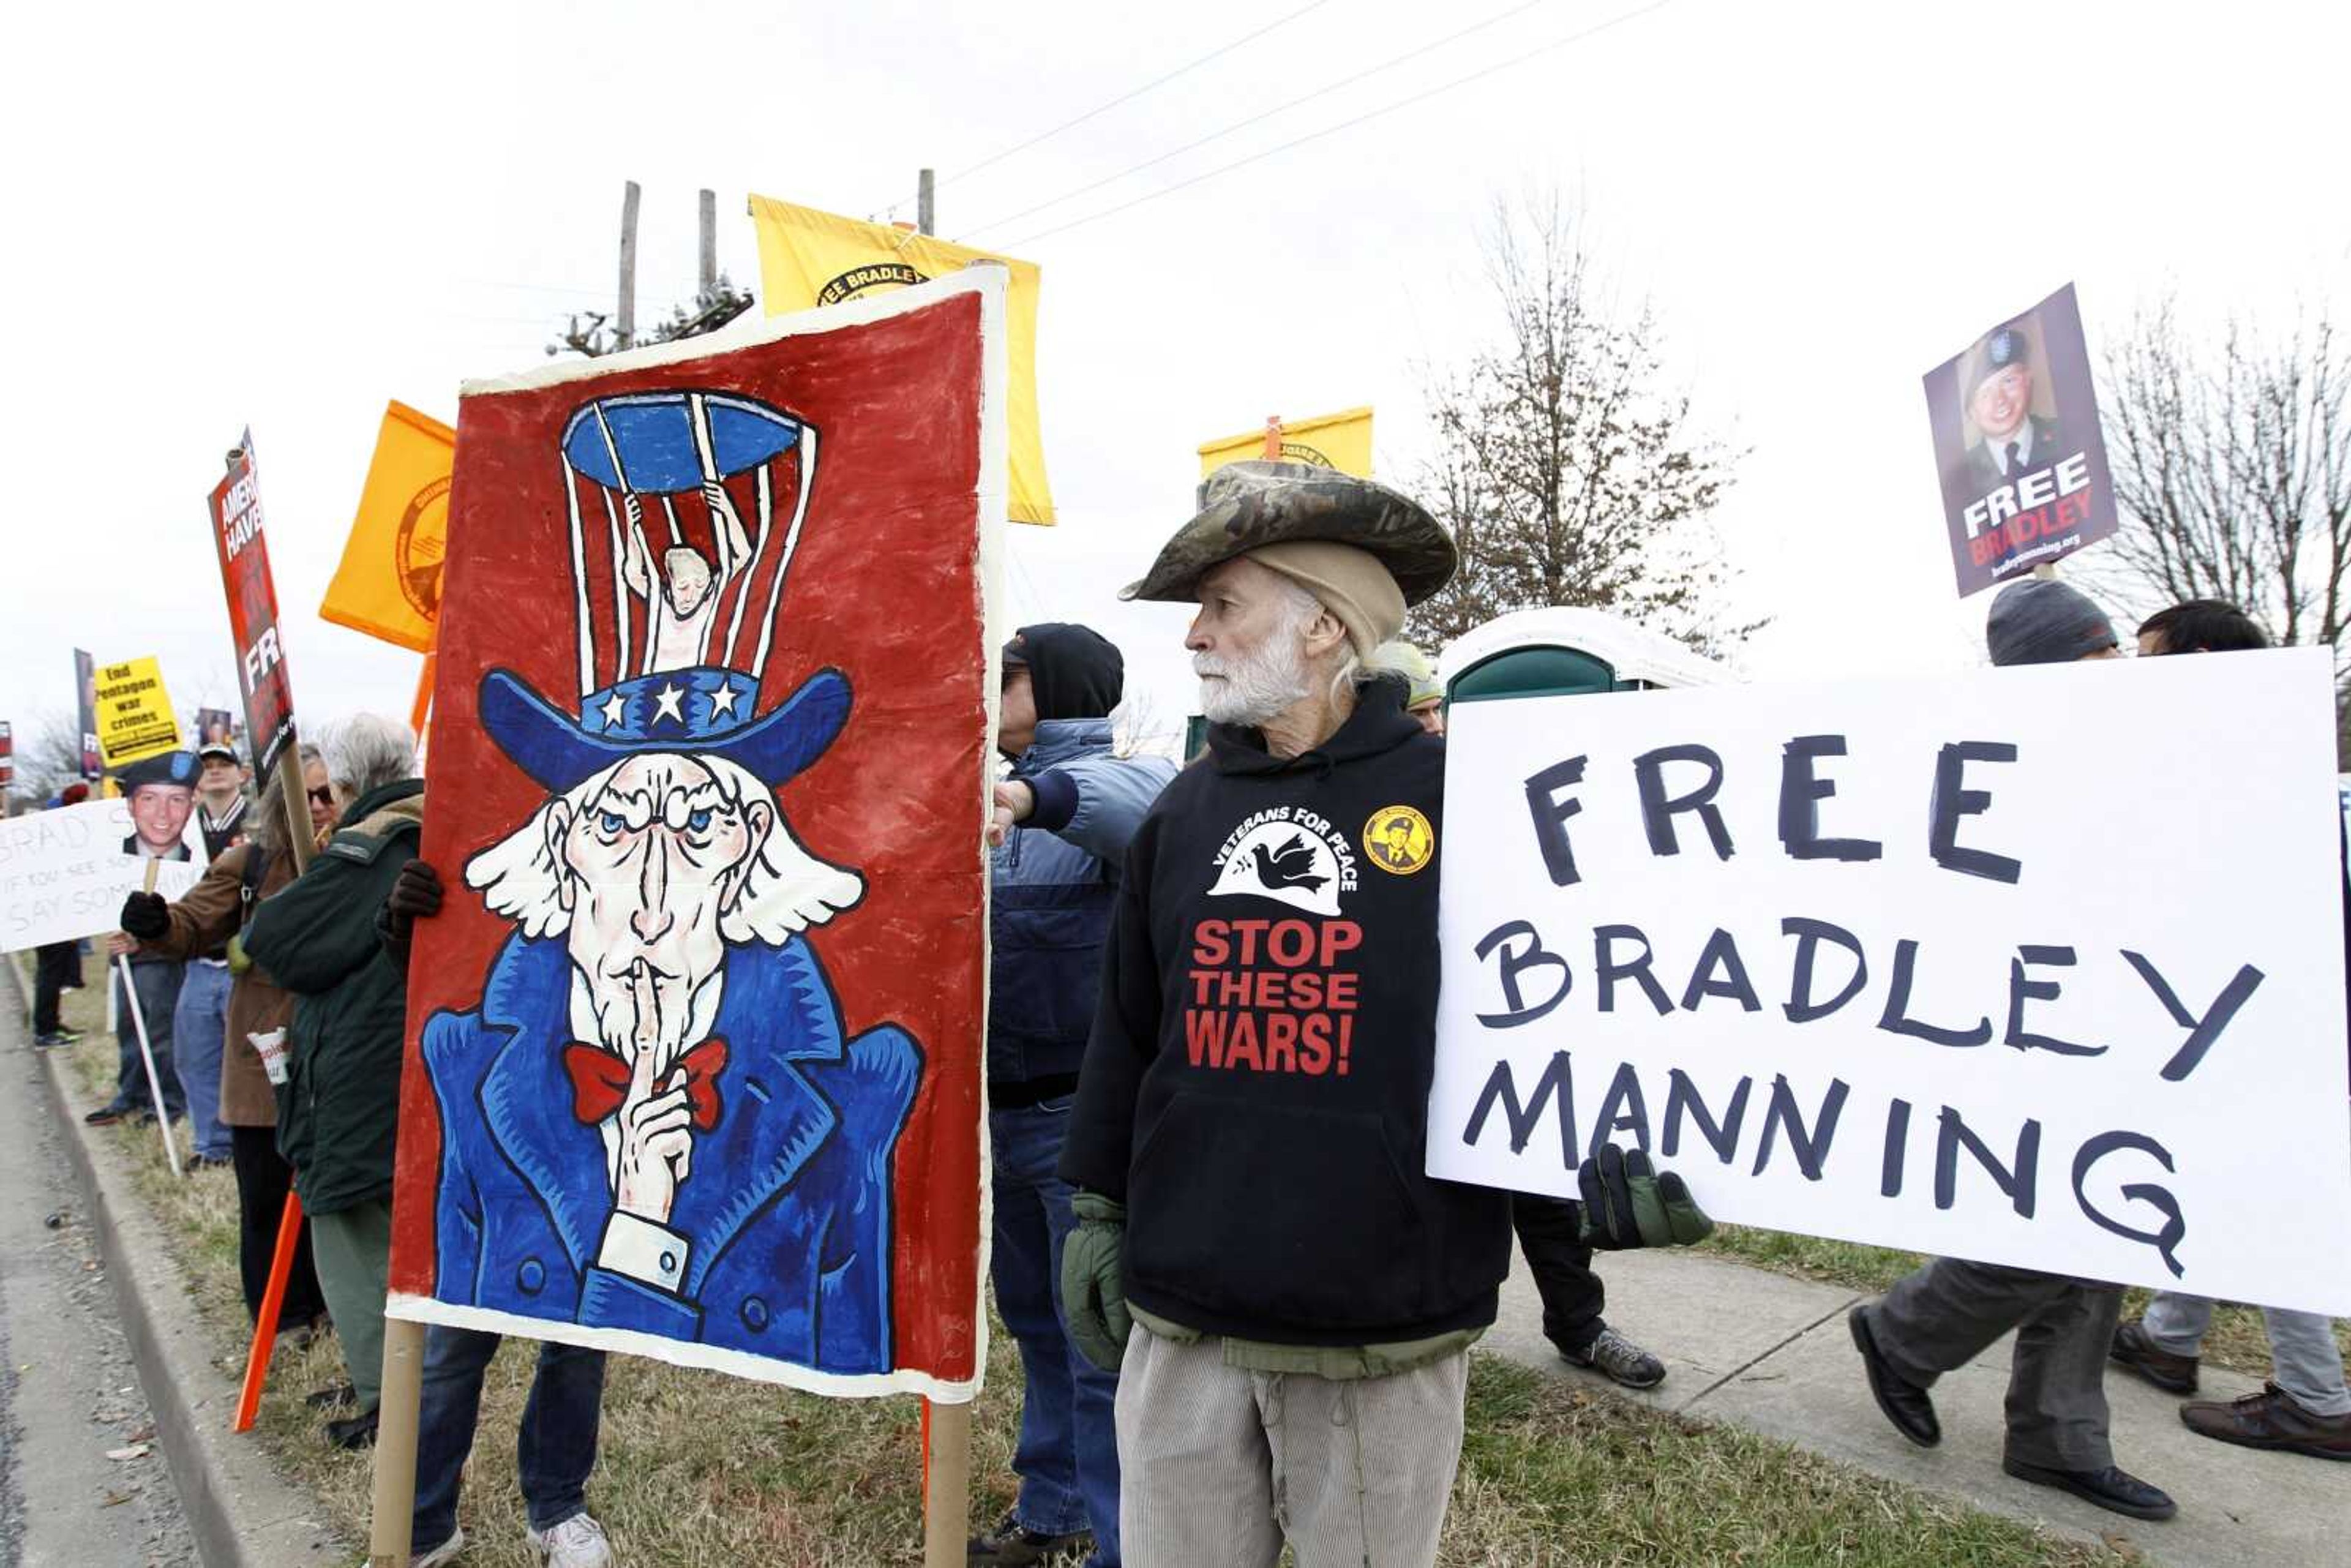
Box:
[307,785,336,806]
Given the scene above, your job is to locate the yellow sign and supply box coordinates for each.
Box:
[748,194,1054,527]
[1362,803,1434,876]
[93,656,181,768]
[321,400,456,653]
[1199,407,1374,480]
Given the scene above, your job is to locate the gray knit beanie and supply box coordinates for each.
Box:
[1985,578,2117,667]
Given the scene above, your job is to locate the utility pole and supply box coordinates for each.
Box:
[617,179,642,350]
[699,187,717,296]
[918,167,936,238]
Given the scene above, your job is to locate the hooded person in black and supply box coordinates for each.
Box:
[1056,463,1709,1568]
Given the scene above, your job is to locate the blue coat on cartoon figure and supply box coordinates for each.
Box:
[423,928,921,1373]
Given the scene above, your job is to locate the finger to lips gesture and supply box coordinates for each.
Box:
[615,1043,695,1225]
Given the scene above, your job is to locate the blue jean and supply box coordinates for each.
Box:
[991,1097,1120,1566]
[110,959,184,1117]
[411,1326,607,1550]
[172,961,233,1158]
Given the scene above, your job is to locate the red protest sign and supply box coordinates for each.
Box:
[208,434,298,775]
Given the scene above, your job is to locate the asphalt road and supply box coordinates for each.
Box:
[0,1039,195,1568]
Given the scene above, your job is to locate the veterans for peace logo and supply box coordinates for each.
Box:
[1277,441,1334,468]
[817,261,928,307]
[1207,805,1361,918]
[1363,805,1434,876]
[397,473,451,620]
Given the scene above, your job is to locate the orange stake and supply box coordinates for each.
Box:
[921,1397,933,1509]
[233,1191,305,1432]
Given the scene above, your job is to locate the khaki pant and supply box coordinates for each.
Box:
[1116,1324,1468,1568]
[309,1198,394,1412]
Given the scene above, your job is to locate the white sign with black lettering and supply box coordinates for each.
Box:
[1427,648,2351,1314]
[0,800,206,953]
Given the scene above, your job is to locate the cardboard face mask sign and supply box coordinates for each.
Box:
[1923,283,2118,595]
[1427,650,2351,1313]
[389,272,1005,1398]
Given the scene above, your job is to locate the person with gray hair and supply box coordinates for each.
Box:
[1057,462,1711,1567]
[243,716,424,1450]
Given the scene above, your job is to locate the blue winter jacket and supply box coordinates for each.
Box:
[990,718,1176,1090]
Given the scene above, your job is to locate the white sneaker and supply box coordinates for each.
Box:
[528,1513,613,1568]
[410,1528,465,1568]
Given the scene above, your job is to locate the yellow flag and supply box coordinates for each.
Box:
[320,401,455,652]
[749,194,1053,526]
[93,656,180,768]
[1199,407,1374,479]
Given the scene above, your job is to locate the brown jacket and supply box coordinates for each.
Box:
[139,843,296,1127]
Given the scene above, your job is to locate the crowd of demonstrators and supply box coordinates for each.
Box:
[30,781,92,1048]
[2106,599,2351,1461]
[970,623,1177,1568]
[1056,463,1712,1567]
[86,749,200,1129]
[120,743,332,1340]
[242,715,424,1452]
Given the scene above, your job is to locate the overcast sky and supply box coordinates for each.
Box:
[5,0,2345,773]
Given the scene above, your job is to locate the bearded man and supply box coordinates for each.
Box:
[1056,462,1711,1567]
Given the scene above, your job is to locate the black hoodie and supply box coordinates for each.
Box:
[1060,679,1511,1346]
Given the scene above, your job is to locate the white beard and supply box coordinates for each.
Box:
[1196,634,1311,726]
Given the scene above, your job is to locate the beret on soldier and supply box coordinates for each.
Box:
[1123,460,1457,607]
[118,750,200,793]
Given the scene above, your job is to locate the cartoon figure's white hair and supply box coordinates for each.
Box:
[465,752,863,945]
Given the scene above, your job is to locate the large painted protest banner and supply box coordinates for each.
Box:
[387,272,1005,1400]
[208,437,299,777]
[1923,283,2118,594]
[1427,650,2351,1313]
[0,798,207,952]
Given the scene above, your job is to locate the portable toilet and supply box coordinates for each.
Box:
[1442,607,1728,707]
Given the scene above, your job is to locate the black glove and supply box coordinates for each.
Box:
[383,858,443,943]
[1575,1144,1714,1249]
[119,891,170,941]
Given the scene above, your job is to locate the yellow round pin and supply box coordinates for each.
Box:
[1363,805,1435,876]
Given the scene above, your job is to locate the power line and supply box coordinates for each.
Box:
[956,0,1561,243]
[924,0,1337,206]
[998,0,1670,251]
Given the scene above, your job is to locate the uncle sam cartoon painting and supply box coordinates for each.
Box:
[391,276,1003,1397]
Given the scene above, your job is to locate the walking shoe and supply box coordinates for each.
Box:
[968,1509,1092,1565]
[410,1529,465,1567]
[31,1032,72,1049]
[325,1406,379,1450]
[2000,1457,2176,1520]
[1559,1326,1667,1389]
[1849,1307,1940,1447]
[83,1105,128,1126]
[2109,1319,2199,1395]
[304,1381,356,1410]
[2180,1382,2351,1461]
[527,1512,613,1567]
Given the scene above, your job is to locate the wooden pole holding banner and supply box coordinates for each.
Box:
[617,179,641,351]
[1263,415,1284,460]
[118,859,182,1179]
[699,188,718,297]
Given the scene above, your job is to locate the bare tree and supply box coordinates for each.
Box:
[550,275,756,359]
[2098,295,2351,656]
[7,710,90,805]
[1408,196,1752,654]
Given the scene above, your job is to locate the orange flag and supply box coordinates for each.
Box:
[320,401,454,652]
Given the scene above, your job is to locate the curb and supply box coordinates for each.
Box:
[10,963,342,1568]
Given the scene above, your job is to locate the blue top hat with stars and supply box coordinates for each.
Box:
[480,389,849,794]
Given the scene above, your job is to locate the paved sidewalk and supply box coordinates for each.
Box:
[1485,1248,2344,1567]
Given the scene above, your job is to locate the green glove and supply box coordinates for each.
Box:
[1060,1191,1131,1371]
[1575,1144,1714,1249]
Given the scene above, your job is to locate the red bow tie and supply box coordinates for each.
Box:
[562,1037,729,1131]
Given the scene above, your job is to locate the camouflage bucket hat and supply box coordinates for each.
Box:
[1123,460,1458,607]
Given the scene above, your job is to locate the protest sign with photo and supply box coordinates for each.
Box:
[387,271,1005,1399]
[0,797,208,952]
[1922,283,2118,595]
[75,648,101,779]
[1427,650,2351,1313]
[93,656,181,768]
[209,437,299,776]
